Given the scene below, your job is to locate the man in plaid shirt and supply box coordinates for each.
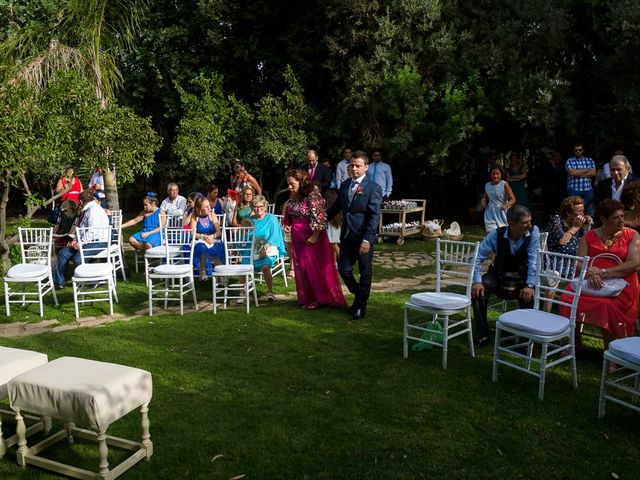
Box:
[566,143,596,215]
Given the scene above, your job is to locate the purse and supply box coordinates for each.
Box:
[571,253,628,297]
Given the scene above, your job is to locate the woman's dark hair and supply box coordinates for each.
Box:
[597,198,624,220]
[206,184,218,195]
[489,165,506,181]
[144,194,159,207]
[188,191,203,203]
[558,196,584,218]
[621,182,640,210]
[286,168,314,197]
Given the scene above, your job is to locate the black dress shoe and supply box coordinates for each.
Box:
[473,336,490,348]
[352,307,366,320]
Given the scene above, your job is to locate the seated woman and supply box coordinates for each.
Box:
[183,191,204,227]
[190,196,225,281]
[543,196,592,311]
[123,194,165,253]
[206,184,225,215]
[233,186,255,226]
[561,199,640,353]
[250,195,286,303]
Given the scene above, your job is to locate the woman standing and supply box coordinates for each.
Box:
[506,153,530,208]
[482,166,515,232]
[230,161,261,195]
[123,194,165,253]
[283,169,346,309]
[190,197,225,281]
[55,166,83,204]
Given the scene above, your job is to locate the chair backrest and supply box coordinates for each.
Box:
[110,210,123,246]
[535,249,589,322]
[164,227,195,265]
[76,226,112,263]
[216,213,226,230]
[166,213,184,228]
[222,226,256,266]
[267,203,276,214]
[18,227,54,266]
[539,231,549,252]
[435,239,480,295]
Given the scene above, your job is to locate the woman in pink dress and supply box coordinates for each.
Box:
[561,199,640,353]
[283,169,346,310]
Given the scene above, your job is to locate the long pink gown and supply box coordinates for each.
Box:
[284,192,346,307]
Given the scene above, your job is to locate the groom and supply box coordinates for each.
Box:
[328,150,383,319]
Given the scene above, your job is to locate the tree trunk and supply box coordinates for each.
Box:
[104,166,119,211]
[0,170,13,275]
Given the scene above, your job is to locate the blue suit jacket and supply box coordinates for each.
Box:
[329,177,383,245]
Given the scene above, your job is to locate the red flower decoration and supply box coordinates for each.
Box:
[355,185,364,196]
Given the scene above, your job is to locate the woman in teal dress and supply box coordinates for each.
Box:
[250,195,286,303]
[232,185,255,226]
[506,153,530,208]
[123,194,165,253]
[190,197,225,280]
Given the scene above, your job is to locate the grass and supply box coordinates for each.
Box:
[1,226,639,479]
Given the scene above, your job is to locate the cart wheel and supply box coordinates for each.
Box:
[397,237,405,245]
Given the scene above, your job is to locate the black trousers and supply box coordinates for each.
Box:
[471,269,534,339]
[338,236,374,309]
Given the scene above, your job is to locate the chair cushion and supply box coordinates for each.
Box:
[214,264,254,275]
[8,356,152,432]
[151,264,192,276]
[609,337,640,365]
[499,309,569,336]
[74,263,113,278]
[145,246,180,258]
[0,347,48,399]
[5,263,49,279]
[408,292,470,310]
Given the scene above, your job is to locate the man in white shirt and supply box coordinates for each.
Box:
[160,183,187,217]
[366,149,393,201]
[53,191,110,289]
[335,147,352,187]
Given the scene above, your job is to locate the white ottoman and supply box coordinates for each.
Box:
[0,346,49,458]
[8,356,153,480]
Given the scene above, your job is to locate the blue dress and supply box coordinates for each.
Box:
[131,208,162,246]
[484,180,508,232]
[193,215,225,274]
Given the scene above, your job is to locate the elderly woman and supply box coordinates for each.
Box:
[561,199,640,353]
[250,195,286,303]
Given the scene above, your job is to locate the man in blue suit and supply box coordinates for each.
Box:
[328,150,383,319]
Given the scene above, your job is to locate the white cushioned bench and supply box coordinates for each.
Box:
[0,346,49,458]
[8,356,153,479]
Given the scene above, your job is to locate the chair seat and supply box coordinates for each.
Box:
[609,337,640,365]
[214,265,254,275]
[73,263,113,278]
[0,347,48,399]
[5,263,49,279]
[499,309,569,336]
[408,292,470,310]
[151,264,192,276]
[145,246,180,258]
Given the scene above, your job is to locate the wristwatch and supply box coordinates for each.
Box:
[526,283,535,289]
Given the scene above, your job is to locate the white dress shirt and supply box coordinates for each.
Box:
[336,159,350,187]
[161,195,187,216]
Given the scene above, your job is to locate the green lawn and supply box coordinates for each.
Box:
[1,228,638,479]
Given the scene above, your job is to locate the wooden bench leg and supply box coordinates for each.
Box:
[15,410,27,467]
[141,403,152,460]
[98,431,109,476]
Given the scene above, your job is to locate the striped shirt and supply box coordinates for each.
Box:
[565,156,595,192]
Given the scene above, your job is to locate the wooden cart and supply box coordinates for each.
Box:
[377,199,426,245]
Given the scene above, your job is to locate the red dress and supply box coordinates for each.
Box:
[561,228,638,336]
[59,177,82,204]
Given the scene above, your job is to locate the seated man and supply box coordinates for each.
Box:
[53,190,110,289]
[160,182,187,218]
[471,205,540,347]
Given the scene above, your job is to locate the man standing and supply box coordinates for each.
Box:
[160,182,187,217]
[470,205,540,347]
[335,147,352,187]
[328,151,383,320]
[304,149,332,194]
[595,155,637,203]
[366,149,393,201]
[53,191,110,289]
[566,143,596,216]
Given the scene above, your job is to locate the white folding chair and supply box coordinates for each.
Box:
[492,249,588,400]
[3,227,58,317]
[255,215,288,288]
[266,203,276,214]
[212,226,258,314]
[109,209,126,281]
[134,212,173,274]
[403,239,479,369]
[598,337,640,418]
[72,226,118,320]
[148,227,197,316]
